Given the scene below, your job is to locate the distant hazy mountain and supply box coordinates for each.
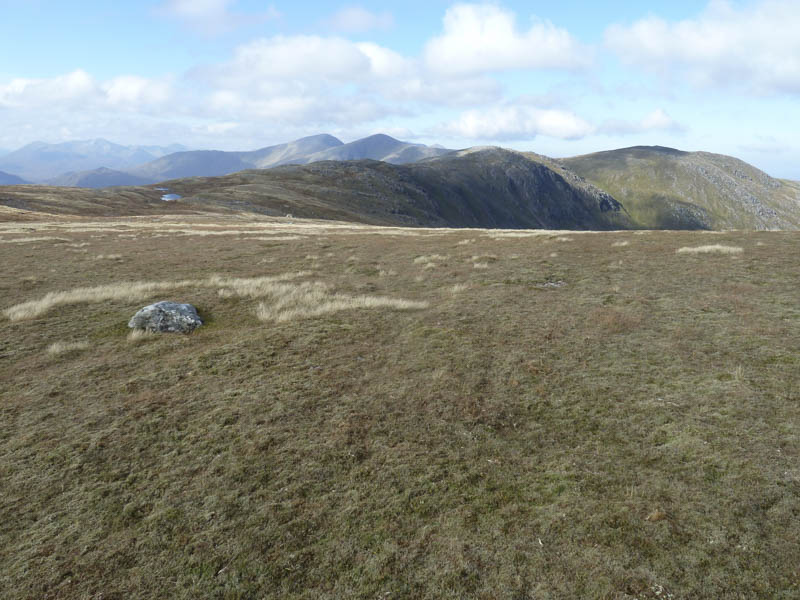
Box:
[0,139,187,182]
[248,133,345,168]
[561,146,800,230]
[299,134,451,164]
[0,170,28,185]
[47,167,154,188]
[129,134,451,182]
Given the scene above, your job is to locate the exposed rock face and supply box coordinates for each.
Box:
[128,301,202,333]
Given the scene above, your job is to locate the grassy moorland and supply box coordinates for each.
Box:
[1,214,799,599]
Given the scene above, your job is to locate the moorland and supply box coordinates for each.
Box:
[2,204,799,598]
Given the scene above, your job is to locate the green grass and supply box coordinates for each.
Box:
[2,217,800,599]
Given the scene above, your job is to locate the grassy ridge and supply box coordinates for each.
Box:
[562,146,800,230]
[2,217,799,598]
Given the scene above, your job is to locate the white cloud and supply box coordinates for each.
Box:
[441,103,595,141]
[605,0,800,95]
[102,76,173,109]
[599,108,684,135]
[217,36,372,83]
[0,70,96,108]
[158,0,280,35]
[201,34,503,121]
[327,6,393,33]
[0,70,175,115]
[425,3,590,75]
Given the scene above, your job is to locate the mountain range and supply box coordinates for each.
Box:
[0,139,187,182]
[0,134,451,187]
[0,132,798,231]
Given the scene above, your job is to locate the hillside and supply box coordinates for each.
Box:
[47,167,155,188]
[145,148,632,230]
[0,148,632,230]
[2,215,799,599]
[0,170,27,185]
[561,146,800,230]
[0,185,229,217]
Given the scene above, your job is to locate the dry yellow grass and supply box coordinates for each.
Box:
[126,329,156,343]
[3,273,311,322]
[46,341,89,356]
[413,254,449,264]
[0,236,70,243]
[255,283,428,323]
[676,244,744,255]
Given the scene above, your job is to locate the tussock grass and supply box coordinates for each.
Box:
[473,262,489,269]
[46,341,89,356]
[486,230,550,238]
[207,272,311,299]
[126,329,156,343]
[612,240,630,247]
[4,272,311,322]
[95,254,123,261]
[254,281,428,323]
[414,254,449,264]
[0,236,70,243]
[676,244,744,255]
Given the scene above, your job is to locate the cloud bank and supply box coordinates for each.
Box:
[605,0,800,95]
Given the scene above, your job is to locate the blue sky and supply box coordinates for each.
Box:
[1,0,798,178]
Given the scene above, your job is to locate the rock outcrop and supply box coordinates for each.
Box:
[128,301,202,333]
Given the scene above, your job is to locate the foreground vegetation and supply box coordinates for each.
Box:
[2,214,799,599]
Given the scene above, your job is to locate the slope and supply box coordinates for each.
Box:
[0,148,632,230]
[154,147,632,230]
[561,146,800,230]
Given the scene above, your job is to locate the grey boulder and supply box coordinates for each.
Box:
[128,301,203,333]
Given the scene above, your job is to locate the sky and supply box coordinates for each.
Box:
[0,0,799,178]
